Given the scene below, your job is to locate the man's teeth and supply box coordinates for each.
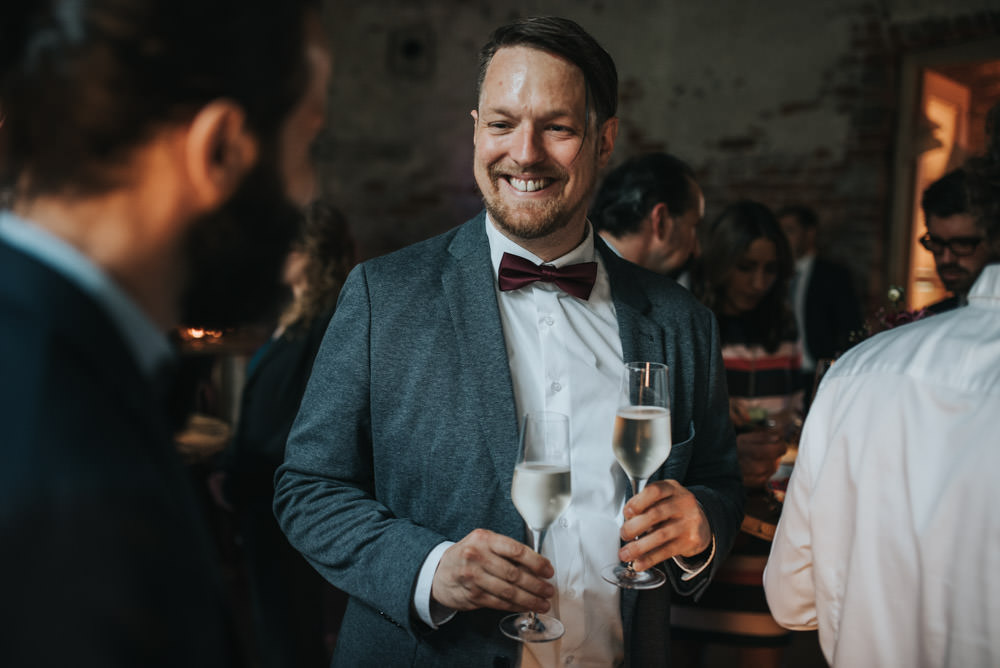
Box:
[508,177,550,192]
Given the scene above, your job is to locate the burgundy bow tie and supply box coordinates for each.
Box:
[497,252,597,300]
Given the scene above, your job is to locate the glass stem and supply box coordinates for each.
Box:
[527,527,545,627]
[626,477,647,574]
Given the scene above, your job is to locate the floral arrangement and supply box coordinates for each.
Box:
[849,285,930,344]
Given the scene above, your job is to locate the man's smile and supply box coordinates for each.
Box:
[505,176,555,192]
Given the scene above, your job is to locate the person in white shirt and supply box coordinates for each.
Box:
[274,16,743,668]
[777,205,861,401]
[763,103,1000,667]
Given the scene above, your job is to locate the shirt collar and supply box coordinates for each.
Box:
[0,210,173,378]
[598,233,624,258]
[969,263,1000,305]
[484,213,598,278]
[796,253,815,274]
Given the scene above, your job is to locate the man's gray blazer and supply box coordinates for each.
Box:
[274,212,743,667]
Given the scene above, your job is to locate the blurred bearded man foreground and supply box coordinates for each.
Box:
[0,1,329,665]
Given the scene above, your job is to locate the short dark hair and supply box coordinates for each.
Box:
[920,169,969,221]
[475,16,618,129]
[692,200,796,352]
[775,204,819,230]
[0,0,318,198]
[590,153,697,237]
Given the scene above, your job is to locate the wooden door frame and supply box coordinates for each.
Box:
[888,38,1000,296]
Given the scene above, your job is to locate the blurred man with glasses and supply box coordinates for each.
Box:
[920,168,991,313]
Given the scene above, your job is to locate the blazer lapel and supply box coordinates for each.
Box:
[598,243,678,641]
[441,216,521,493]
[598,241,668,364]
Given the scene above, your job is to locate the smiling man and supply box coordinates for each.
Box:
[275,16,742,667]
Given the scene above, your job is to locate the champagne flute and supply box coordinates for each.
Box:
[602,361,671,590]
[500,411,572,643]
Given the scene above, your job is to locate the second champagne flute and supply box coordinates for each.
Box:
[602,361,672,590]
[499,411,572,643]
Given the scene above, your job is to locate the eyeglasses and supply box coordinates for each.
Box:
[918,234,984,257]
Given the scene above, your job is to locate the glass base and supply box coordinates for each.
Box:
[601,563,666,590]
[499,612,565,643]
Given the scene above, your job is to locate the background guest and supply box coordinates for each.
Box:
[674,200,803,668]
[919,168,992,313]
[590,152,705,285]
[777,204,861,400]
[211,200,355,668]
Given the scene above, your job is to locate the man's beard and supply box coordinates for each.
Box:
[937,263,974,294]
[179,160,300,329]
[481,163,587,242]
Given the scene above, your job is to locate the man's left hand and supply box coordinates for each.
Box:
[618,479,711,572]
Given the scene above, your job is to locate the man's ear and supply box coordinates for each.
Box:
[471,109,479,146]
[185,100,259,210]
[597,117,618,167]
[650,202,675,242]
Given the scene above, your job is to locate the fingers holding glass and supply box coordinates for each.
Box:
[500,411,571,643]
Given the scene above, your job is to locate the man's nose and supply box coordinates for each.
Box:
[936,246,957,264]
[510,125,544,165]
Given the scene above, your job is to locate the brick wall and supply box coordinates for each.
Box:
[318,0,1000,315]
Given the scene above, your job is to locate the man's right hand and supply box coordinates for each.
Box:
[431,529,555,613]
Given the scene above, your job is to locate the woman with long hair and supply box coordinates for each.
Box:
[672,200,803,668]
[214,200,356,668]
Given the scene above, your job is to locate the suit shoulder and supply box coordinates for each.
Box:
[607,256,715,322]
[365,227,459,269]
[812,257,853,280]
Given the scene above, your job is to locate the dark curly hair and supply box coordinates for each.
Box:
[279,201,357,336]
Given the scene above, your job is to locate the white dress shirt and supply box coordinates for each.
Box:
[764,264,1000,667]
[790,253,815,372]
[414,216,711,667]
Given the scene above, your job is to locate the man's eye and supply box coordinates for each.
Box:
[488,121,511,130]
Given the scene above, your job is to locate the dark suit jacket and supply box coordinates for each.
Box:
[223,310,332,507]
[0,240,241,667]
[802,257,862,364]
[274,214,743,667]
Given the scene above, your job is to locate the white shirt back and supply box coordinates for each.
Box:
[765,264,1000,667]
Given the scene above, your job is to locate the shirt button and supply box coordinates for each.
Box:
[559,517,569,528]
[565,656,574,665]
[551,381,562,392]
[544,316,555,326]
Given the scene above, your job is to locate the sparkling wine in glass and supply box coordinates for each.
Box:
[603,361,671,590]
[500,411,572,643]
